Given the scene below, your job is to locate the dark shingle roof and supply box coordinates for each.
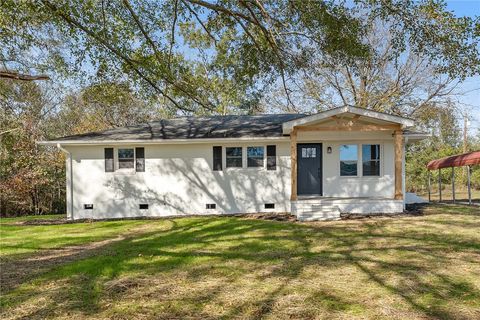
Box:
[53,114,308,141]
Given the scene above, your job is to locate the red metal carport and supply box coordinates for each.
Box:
[426,151,480,205]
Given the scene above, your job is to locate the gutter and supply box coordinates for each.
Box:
[57,143,74,220]
[37,136,290,146]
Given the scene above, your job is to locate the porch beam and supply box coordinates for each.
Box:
[296,124,400,132]
[290,127,297,201]
[394,130,403,200]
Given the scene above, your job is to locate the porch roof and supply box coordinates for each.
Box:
[282,106,415,134]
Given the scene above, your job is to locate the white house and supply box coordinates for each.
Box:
[39,106,428,221]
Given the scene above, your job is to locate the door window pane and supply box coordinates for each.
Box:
[247,146,264,167]
[118,148,134,169]
[226,147,242,168]
[301,147,316,158]
[340,145,358,176]
[362,144,380,176]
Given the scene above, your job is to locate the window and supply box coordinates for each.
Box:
[247,146,264,167]
[340,144,358,176]
[226,147,242,168]
[362,144,380,176]
[301,147,316,158]
[118,148,135,169]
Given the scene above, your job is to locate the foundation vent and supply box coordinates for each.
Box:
[206,203,216,209]
[84,204,93,210]
[139,204,149,210]
[264,203,275,209]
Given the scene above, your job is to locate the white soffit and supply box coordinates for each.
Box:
[282,106,415,134]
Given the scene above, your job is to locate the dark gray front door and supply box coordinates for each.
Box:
[297,143,322,196]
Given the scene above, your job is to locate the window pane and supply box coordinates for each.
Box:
[118,148,134,159]
[301,147,316,158]
[340,145,358,176]
[226,147,242,157]
[362,144,380,176]
[362,144,380,161]
[226,157,243,167]
[247,146,264,167]
[363,161,380,176]
[226,147,242,168]
[118,148,134,169]
[119,159,134,169]
[340,145,358,161]
[340,161,358,176]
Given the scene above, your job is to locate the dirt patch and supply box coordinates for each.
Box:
[9,218,70,225]
[238,212,297,222]
[0,224,163,294]
[341,211,423,220]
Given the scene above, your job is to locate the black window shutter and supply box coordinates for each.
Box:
[136,147,145,172]
[267,145,276,170]
[105,148,114,172]
[213,146,222,171]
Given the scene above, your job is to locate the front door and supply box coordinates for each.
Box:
[297,143,322,196]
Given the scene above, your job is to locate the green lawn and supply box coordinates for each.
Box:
[1,204,479,319]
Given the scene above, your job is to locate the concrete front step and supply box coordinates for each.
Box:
[298,214,341,222]
[297,206,341,221]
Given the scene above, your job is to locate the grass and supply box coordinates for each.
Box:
[1,204,480,319]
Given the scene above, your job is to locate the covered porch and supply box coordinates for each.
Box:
[281,106,426,220]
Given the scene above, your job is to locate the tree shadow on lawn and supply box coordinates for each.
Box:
[2,215,480,319]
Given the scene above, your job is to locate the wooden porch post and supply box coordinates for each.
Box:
[290,127,297,201]
[394,130,403,200]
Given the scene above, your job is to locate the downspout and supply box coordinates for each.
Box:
[57,143,74,220]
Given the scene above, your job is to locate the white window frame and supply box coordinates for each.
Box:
[222,145,267,170]
[246,145,265,169]
[115,146,136,174]
[225,146,244,169]
[338,143,384,178]
[361,143,382,177]
[339,144,360,177]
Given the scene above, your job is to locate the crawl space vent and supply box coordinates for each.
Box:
[206,203,216,209]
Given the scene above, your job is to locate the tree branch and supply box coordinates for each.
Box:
[40,0,194,112]
[0,71,50,81]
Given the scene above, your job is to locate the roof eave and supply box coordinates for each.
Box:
[37,136,290,146]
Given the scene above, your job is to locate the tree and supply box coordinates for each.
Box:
[1,0,478,114]
[0,80,65,216]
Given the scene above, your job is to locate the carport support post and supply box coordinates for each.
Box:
[467,165,472,205]
[428,171,431,202]
[438,169,442,202]
[451,167,455,203]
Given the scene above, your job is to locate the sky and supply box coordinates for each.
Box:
[444,0,480,134]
